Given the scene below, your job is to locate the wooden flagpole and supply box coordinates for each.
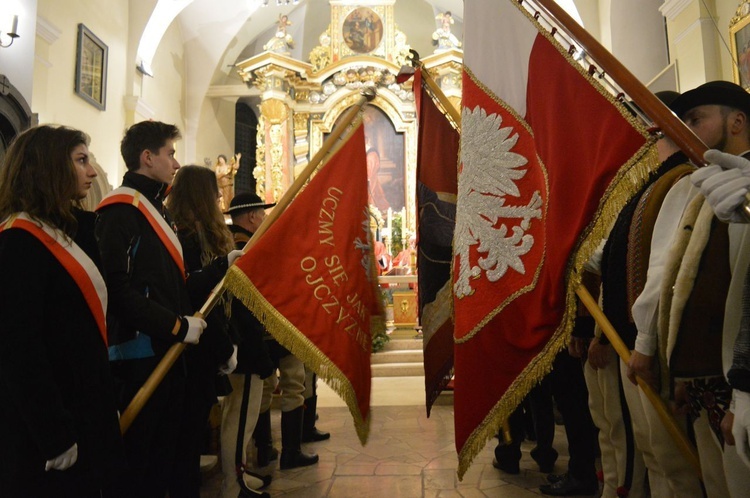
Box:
[526,0,704,478]
[417,63,462,133]
[576,286,702,478]
[532,0,708,166]
[119,88,376,434]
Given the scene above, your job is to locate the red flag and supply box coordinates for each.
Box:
[454,1,658,477]
[225,123,383,444]
[414,69,460,415]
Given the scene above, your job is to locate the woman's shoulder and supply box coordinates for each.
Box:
[0,226,53,261]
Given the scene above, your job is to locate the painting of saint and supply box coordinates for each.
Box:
[327,105,404,216]
[342,7,383,54]
[362,106,404,214]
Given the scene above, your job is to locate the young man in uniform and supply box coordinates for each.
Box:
[96,121,206,497]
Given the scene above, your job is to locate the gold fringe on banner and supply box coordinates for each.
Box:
[456,137,659,480]
[224,265,378,445]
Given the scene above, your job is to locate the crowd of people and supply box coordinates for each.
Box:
[489,81,750,498]
[0,121,326,497]
[5,78,750,498]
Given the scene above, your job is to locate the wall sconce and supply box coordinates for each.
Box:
[0,15,19,48]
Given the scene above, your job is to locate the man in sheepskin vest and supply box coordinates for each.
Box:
[631,81,750,497]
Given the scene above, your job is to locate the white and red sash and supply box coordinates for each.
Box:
[0,213,108,345]
[97,187,185,280]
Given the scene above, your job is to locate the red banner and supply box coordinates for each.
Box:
[225,123,383,443]
[454,1,658,477]
[414,70,460,415]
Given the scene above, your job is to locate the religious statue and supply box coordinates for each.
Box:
[215,153,241,212]
[432,11,461,51]
[264,14,295,54]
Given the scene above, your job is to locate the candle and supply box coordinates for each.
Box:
[11,15,18,35]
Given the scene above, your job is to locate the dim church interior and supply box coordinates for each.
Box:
[196,338,575,498]
[2,0,741,496]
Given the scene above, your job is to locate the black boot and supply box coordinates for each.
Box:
[280,406,319,470]
[302,395,330,442]
[253,409,278,467]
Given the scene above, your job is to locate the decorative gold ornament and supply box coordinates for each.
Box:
[261,99,288,124]
[254,116,266,198]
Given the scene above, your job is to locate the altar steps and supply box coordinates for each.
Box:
[371,336,423,377]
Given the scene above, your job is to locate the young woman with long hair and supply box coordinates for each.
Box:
[0,125,124,497]
[166,165,258,497]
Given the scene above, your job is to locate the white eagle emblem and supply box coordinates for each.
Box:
[454,106,543,299]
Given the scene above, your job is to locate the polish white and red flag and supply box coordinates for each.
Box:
[454,0,657,476]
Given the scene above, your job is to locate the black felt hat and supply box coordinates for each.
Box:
[628,90,681,117]
[670,81,750,118]
[654,90,681,111]
[225,192,276,215]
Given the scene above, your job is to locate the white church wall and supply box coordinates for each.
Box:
[32,0,130,188]
[0,0,37,106]
[610,0,669,84]
[28,0,189,185]
[195,96,237,170]
[139,18,187,148]
[665,0,722,92]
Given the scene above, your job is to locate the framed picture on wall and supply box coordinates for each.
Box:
[75,24,108,110]
[730,1,750,91]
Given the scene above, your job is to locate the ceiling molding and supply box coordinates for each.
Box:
[659,0,693,22]
[36,16,61,45]
[124,95,156,120]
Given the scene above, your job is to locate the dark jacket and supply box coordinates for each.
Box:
[229,224,275,377]
[0,209,125,497]
[96,172,193,357]
[178,229,235,400]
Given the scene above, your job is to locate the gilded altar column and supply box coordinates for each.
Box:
[292,111,311,179]
[239,60,311,203]
[258,98,292,203]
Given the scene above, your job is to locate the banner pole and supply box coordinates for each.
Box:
[532,0,708,166]
[416,63,461,133]
[575,284,702,479]
[119,88,376,434]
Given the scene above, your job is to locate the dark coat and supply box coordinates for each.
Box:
[178,229,235,401]
[95,171,194,355]
[0,210,124,497]
[228,225,275,377]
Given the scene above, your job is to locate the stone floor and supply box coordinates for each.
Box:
[200,377,596,498]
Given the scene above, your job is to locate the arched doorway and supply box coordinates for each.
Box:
[0,76,36,164]
[235,99,258,195]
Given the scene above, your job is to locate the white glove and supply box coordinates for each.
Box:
[228,249,243,266]
[183,316,207,344]
[691,149,750,222]
[219,345,238,375]
[45,443,78,471]
[734,390,750,469]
